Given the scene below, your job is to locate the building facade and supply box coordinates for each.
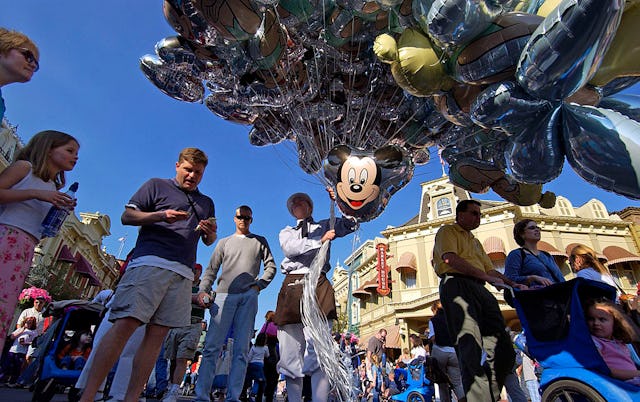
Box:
[333,176,640,352]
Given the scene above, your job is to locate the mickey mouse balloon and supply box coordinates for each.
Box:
[324,144,414,222]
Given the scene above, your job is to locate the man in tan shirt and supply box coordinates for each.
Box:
[433,199,525,402]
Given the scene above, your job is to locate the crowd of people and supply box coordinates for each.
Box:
[1,25,640,402]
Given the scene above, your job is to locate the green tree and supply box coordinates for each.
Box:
[334,311,348,334]
[27,263,78,301]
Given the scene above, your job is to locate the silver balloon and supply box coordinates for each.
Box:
[597,77,640,98]
[516,0,625,101]
[562,103,640,199]
[324,144,414,221]
[597,93,640,123]
[470,81,553,135]
[427,0,506,50]
[140,55,205,102]
[155,36,207,75]
[432,84,483,127]
[449,12,543,85]
[204,92,259,124]
[506,106,564,183]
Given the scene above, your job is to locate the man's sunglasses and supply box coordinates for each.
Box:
[16,47,39,71]
[236,215,252,221]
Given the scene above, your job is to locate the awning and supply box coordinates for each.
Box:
[395,252,417,273]
[385,325,402,349]
[538,241,567,257]
[352,287,371,299]
[603,246,640,265]
[73,255,102,287]
[483,236,506,260]
[362,279,378,291]
[565,243,607,262]
[57,245,76,263]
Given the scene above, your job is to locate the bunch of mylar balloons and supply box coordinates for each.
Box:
[141,0,639,221]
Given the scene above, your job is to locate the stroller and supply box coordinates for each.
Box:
[30,299,103,402]
[512,277,640,402]
[390,357,435,402]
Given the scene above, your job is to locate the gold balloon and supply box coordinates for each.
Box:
[536,0,561,17]
[374,29,452,96]
[373,33,398,63]
[589,3,640,87]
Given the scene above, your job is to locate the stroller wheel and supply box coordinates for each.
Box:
[406,391,426,402]
[31,378,57,402]
[542,379,606,402]
[68,386,81,402]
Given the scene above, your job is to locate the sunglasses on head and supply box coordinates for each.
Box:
[16,47,39,71]
[236,215,252,221]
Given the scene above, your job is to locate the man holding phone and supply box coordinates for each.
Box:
[79,147,216,402]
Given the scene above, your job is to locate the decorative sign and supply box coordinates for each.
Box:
[376,243,390,296]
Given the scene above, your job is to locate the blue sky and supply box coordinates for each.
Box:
[2,2,638,327]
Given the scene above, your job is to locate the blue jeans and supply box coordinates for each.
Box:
[195,288,259,402]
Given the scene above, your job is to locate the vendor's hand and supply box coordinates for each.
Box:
[528,275,552,287]
[321,229,336,243]
[196,291,213,307]
[326,186,336,201]
[163,209,190,223]
[513,283,528,290]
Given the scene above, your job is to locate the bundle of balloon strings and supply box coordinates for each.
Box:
[301,202,354,401]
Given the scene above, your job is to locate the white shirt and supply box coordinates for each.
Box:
[411,345,427,359]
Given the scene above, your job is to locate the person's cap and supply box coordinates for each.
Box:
[286,193,313,216]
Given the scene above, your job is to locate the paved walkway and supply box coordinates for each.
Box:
[0,386,196,402]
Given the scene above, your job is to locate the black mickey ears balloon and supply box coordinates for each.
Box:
[324,144,414,222]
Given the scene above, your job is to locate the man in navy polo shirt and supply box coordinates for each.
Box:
[79,148,217,402]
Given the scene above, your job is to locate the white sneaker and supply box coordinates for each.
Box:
[162,384,180,402]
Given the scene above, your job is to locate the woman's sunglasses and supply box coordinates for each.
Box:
[15,47,39,71]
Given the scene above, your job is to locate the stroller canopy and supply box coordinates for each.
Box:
[513,278,617,374]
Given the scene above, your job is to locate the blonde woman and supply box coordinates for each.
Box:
[570,244,619,297]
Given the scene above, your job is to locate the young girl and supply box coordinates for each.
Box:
[585,298,640,386]
[0,316,37,385]
[0,130,79,352]
[244,332,270,401]
[58,329,93,370]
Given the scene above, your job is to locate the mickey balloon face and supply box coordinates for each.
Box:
[336,155,380,210]
[324,144,414,222]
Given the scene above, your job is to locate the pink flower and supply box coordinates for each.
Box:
[18,286,52,303]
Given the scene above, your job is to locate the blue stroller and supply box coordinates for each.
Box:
[512,277,640,402]
[30,300,103,402]
[390,358,435,402]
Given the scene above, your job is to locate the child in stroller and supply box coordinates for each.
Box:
[512,277,640,402]
[29,300,103,402]
[584,298,640,385]
[57,330,92,371]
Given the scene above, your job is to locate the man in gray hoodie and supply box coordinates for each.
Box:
[194,205,277,402]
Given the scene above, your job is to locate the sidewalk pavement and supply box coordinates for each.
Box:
[0,386,196,402]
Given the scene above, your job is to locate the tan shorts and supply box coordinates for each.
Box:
[108,265,191,328]
[164,323,202,360]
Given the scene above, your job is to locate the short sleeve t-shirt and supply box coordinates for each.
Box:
[127,178,214,271]
[433,223,493,276]
[368,336,384,359]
